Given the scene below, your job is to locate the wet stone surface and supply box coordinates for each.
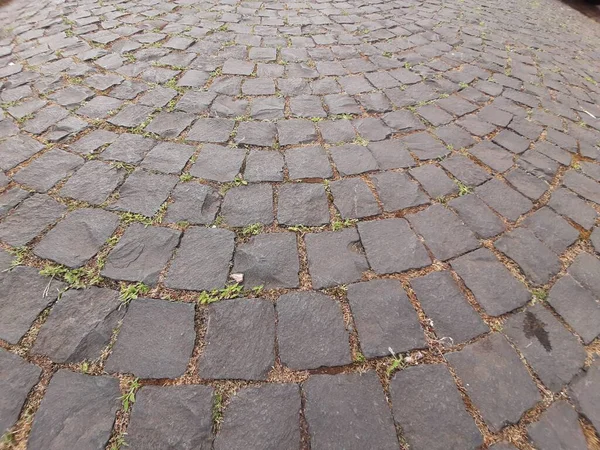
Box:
[0,0,599,446]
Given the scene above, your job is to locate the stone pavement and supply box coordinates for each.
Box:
[0,0,599,447]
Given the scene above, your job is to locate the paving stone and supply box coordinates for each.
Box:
[563,170,600,204]
[390,364,483,450]
[277,291,350,370]
[222,59,254,75]
[452,248,530,316]
[447,334,541,432]
[305,228,369,289]
[412,271,488,344]
[548,188,597,230]
[127,385,214,450]
[522,207,578,254]
[367,139,415,169]
[69,130,118,155]
[235,121,277,148]
[277,119,317,145]
[488,443,519,450]
[32,287,124,363]
[568,252,600,299]
[214,384,301,450]
[505,167,548,200]
[164,183,220,225]
[165,227,234,292]
[0,348,42,434]
[495,228,561,285]
[231,230,298,287]
[382,110,425,132]
[358,218,431,274]
[28,371,120,450]
[410,164,458,198]
[144,112,194,138]
[519,150,560,181]
[0,194,66,247]
[285,145,332,179]
[250,96,284,119]
[101,133,157,164]
[329,144,378,176]
[400,131,449,160]
[12,149,83,192]
[324,93,361,115]
[503,304,586,392]
[76,96,123,119]
[277,183,329,226]
[176,91,216,114]
[221,184,273,227]
[102,224,181,285]
[110,170,178,217]
[22,105,69,135]
[303,372,398,450]
[408,204,479,261]
[190,144,245,182]
[0,187,30,219]
[244,150,283,182]
[105,298,194,378]
[33,208,119,268]
[330,178,381,219]
[441,154,491,186]
[569,358,600,432]
[187,118,235,143]
[493,130,531,154]
[49,85,94,108]
[469,141,514,172]
[475,178,533,221]
[140,142,194,174]
[526,401,587,450]
[448,194,505,239]
[372,171,428,212]
[59,160,125,205]
[348,279,426,358]
[0,248,13,271]
[199,298,275,380]
[108,104,153,128]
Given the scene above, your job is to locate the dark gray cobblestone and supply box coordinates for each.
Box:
[0,0,599,446]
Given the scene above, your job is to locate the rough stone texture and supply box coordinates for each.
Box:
[277,291,351,370]
[277,183,330,226]
[452,248,530,316]
[526,401,587,450]
[165,227,234,291]
[410,164,458,198]
[408,204,479,261]
[33,209,119,268]
[214,384,301,450]
[568,252,600,298]
[244,150,284,182]
[126,385,214,450]
[330,178,381,219]
[109,170,178,217]
[199,298,275,380]
[0,135,44,170]
[164,183,220,225]
[476,178,534,221]
[0,267,65,344]
[0,348,42,434]
[13,149,83,192]
[27,370,120,450]
[412,271,488,344]
[0,194,67,246]
[100,133,156,165]
[102,224,181,285]
[305,228,369,289]
[285,145,332,179]
[372,171,428,212]
[448,194,505,238]
[548,187,597,230]
[59,160,125,205]
[503,304,586,392]
[233,233,299,289]
[391,364,483,450]
[569,359,600,432]
[221,184,274,227]
[190,144,245,182]
[447,334,541,432]
[495,228,561,285]
[105,298,195,378]
[140,142,195,174]
[303,372,398,450]
[32,287,123,363]
[547,275,600,344]
[347,279,426,358]
[358,218,431,274]
[521,207,578,254]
